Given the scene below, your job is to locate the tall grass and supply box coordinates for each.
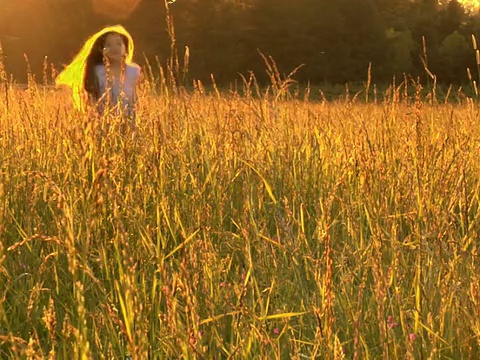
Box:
[1,53,480,359]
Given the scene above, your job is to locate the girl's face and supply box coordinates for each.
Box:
[102,33,127,63]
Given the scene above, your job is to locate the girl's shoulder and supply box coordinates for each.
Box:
[127,62,141,70]
[126,62,141,77]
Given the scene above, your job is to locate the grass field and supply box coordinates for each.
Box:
[1,71,480,359]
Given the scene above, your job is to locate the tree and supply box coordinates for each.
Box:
[170,0,251,83]
[337,0,388,81]
[1,0,479,86]
[385,28,416,75]
[437,0,466,39]
[439,30,471,82]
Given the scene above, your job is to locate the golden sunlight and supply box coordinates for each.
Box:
[459,0,480,11]
[91,0,141,20]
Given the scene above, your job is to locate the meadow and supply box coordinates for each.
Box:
[1,62,480,359]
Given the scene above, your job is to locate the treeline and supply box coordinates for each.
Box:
[1,0,480,86]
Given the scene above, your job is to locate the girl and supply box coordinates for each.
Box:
[56,25,141,124]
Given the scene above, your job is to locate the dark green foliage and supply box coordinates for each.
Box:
[1,0,479,86]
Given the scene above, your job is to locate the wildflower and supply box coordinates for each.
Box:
[387,316,398,329]
[409,333,416,341]
[273,328,280,335]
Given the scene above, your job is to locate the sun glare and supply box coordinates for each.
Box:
[460,0,480,11]
[91,0,141,20]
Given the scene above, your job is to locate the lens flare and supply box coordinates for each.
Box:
[92,0,141,20]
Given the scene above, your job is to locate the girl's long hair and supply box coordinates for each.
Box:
[55,25,135,112]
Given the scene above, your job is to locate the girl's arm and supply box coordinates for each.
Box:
[87,93,97,106]
[137,67,144,84]
[85,65,102,109]
[133,66,142,105]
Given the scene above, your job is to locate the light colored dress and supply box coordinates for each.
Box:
[94,62,141,122]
